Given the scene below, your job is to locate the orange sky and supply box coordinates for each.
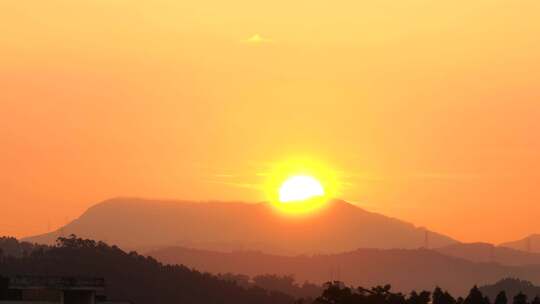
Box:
[1,0,540,243]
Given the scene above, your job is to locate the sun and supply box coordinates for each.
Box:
[279,175,325,202]
[264,158,341,215]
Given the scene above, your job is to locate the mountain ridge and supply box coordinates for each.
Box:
[500,235,540,253]
[147,245,540,296]
[23,197,457,254]
[435,242,540,266]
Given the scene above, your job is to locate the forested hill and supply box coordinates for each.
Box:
[0,236,294,304]
[0,237,45,257]
[480,278,540,301]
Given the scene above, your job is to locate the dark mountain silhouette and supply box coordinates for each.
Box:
[501,235,540,254]
[436,243,540,266]
[23,198,456,254]
[147,246,540,296]
[479,278,540,301]
[0,236,294,304]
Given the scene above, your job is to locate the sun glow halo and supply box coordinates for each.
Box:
[265,159,340,215]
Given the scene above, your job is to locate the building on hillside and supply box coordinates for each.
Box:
[0,275,130,304]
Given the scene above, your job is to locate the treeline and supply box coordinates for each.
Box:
[218,273,322,299]
[0,235,294,304]
[480,279,540,302]
[0,237,45,257]
[0,236,320,300]
[313,282,540,304]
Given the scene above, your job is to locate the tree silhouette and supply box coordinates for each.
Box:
[513,292,528,304]
[407,291,431,304]
[314,282,354,304]
[314,282,427,304]
[433,287,456,304]
[465,286,486,304]
[495,291,508,304]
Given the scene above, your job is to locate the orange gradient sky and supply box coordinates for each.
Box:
[1,0,540,243]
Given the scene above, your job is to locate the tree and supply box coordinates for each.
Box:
[408,291,431,304]
[363,284,406,304]
[513,292,528,304]
[314,282,354,304]
[253,274,298,296]
[386,291,407,304]
[433,287,456,304]
[495,291,508,304]
[315,282,409,304]
[465,286,485,304]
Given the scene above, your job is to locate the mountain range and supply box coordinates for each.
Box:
[18,197,540,296]
[147,245,540,296]
[24,198,457,255]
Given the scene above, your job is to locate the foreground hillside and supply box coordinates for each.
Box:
[148,246,540,296]
[24,198,456,254]
[0,236,294,304]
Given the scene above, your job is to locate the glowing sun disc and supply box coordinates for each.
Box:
[279,175,325,202]
[264,158,341,215]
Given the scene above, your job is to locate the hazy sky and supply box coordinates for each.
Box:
[1,0,540,243]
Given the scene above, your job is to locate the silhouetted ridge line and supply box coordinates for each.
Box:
[23,197,457,254]
[147,245,540,295]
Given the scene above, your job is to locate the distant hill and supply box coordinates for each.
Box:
[147,246,540,296]
[23,198,457,254]
[0,236,294,304]
[501,235,540,254]
[480,278,540,301]
[436,243,540,266]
